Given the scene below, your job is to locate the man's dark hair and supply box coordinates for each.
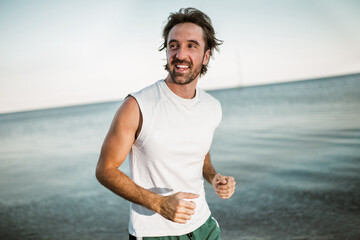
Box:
[159,7,223,75]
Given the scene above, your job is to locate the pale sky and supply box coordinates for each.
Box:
[1,0,359,113]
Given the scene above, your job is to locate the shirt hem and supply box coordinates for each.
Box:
[128,211,211,238]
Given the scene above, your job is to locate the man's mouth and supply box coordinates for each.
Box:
[175,64,190,70]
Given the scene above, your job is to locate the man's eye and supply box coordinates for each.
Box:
[169,44,177,49]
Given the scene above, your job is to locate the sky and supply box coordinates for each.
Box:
[0,0,359,113]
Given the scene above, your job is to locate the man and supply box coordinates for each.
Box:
[96,8,236,240]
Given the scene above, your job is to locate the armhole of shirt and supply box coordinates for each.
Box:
[217,100,223,127]
[127,94,147,146]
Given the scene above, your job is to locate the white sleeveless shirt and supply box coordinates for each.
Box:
[128,80,222,237]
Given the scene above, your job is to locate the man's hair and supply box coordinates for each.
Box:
[159,7,223,75]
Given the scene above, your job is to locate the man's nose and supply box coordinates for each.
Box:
[176,47,187,60]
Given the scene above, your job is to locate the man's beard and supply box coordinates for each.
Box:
[167,59,203,85]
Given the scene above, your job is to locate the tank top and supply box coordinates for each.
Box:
[128,80,222,237]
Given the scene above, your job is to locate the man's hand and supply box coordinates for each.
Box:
[158,192,199,224]
[212,173,236,199]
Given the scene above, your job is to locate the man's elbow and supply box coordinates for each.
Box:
[95,162,106,184]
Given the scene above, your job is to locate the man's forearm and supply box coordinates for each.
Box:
[202,152,217,184]
[96,166,162,213]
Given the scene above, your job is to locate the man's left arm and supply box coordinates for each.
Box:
[203,152,236,199]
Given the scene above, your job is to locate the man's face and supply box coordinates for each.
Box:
[166,22,210,85]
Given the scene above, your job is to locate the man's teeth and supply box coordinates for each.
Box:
[176,65,189,69]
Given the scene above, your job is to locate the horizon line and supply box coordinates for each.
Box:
[1,72,359,115]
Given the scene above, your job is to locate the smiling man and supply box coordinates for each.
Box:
[96,8,236,240]
[166,24,206,86]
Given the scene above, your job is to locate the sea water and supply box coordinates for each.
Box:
[1,74,359,239]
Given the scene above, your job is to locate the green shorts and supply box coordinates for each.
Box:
[129,215,221,240]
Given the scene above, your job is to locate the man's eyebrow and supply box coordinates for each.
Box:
[168,39,200,46]
[188,40,200,46]
[168,39,178,45]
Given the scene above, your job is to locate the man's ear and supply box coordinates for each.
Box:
[203,49,210,65]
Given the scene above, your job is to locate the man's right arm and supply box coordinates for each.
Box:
[95,96,197,224]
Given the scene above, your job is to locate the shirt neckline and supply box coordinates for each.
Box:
[158,80,200,107]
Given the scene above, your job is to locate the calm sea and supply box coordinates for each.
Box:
[1,74,360,240]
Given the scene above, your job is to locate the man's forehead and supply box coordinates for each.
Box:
[167,22,205,44]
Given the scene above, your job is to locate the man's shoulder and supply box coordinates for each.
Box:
[130,80,163,102]
[198,89,222,126]
[199,89,221,107]
[132,80,161,95]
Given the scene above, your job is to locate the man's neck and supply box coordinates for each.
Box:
[164,75,199,99]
